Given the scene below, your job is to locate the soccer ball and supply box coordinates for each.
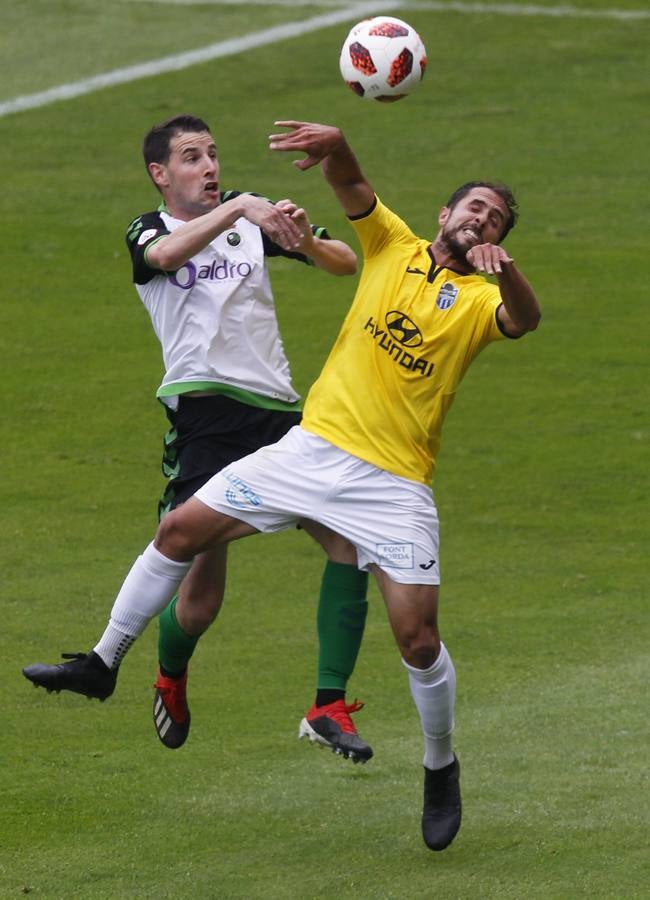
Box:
[339,16,427,102]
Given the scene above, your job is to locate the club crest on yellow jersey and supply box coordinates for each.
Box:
[436,282,458,310]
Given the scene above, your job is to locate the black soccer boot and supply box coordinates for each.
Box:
[421,755,462,851]
[22,651,117,701]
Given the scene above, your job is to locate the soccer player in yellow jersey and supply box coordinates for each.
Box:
[23,121,540,852]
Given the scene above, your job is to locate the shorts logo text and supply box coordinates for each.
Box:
[377,543,414,569]
[222,470,262,510]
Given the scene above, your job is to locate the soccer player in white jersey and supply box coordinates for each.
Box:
[23,115,373,764]
[24,120,541,851]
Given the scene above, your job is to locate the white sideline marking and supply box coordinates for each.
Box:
[140,0,650,17]
[1,0,646,118]
[141,0,370,4]
[0,1,402,119]
[413,1,649,18]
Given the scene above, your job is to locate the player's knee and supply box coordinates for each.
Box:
[397,629,440,669]
[155,509,199,560]
[402,644,436,669]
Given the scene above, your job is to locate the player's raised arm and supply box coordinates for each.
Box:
[269,121,375,218]
[147,193,303,271]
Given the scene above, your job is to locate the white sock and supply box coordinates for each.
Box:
[403,642,456,771]
[94,542,192,669]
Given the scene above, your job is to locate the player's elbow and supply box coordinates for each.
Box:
[147,242,182,273]
[340,252,358,275]
[339,244,358,274]
[323,247,357,276]
[524,307,542,332]
[510,305,542,336]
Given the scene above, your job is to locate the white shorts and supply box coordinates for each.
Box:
[194,425,440,585]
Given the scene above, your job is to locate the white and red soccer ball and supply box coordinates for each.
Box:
[339,16,427,102]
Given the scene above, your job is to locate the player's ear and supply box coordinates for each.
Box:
[438,206,450,227]
[149,162,167,190]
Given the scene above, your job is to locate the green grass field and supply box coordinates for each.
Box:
[1,1,648,897]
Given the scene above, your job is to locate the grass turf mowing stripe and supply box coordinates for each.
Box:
[1,1,646,118]
[0,0,404,119]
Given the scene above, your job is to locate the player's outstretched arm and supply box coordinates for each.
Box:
[234,193,310,251]
[307,237,357,275]
[467,243,541,336]
[147,194,303,271]
[495,260,541,335]
[269,121,375,218]
[275,200,357,275]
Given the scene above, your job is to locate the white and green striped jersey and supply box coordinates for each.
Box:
[126,190,330,410]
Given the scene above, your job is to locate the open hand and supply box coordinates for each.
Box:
[269,121,344,171]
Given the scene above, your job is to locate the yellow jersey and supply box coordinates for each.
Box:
[302,196,509,485]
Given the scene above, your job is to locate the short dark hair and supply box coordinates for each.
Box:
[142,114,212,168]
[445,181,518,239]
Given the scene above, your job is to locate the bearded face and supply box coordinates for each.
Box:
[440,220,485,261]
[437,188,509,264]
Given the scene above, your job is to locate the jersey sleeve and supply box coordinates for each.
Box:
[348,195,415,260]
[125,211,170,285]
[470,285,509,351]
[472,284,524,345]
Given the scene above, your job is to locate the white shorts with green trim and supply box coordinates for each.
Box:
[194,426,440,585]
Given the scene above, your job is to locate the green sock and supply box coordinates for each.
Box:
[316,561,369,692]
[158,595,200,677]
